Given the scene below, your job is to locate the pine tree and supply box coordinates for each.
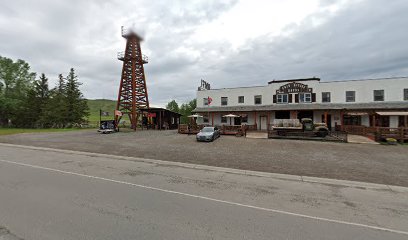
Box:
[40,74,67,128]
[65,68,89,126]
[24,73,50,127]
[166,100,180,113]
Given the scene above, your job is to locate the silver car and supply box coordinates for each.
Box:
[196,127,220,142]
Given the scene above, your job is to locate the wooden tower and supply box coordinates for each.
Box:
[115,26,149,130]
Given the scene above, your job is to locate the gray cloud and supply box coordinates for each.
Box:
[206,0,408,89]
[0,0,407,107]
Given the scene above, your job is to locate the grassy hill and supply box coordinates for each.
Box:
[86,99,117,124]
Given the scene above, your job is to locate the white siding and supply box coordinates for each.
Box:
[197,78,408,108]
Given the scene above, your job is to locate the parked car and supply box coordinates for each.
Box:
[196,127,220,142]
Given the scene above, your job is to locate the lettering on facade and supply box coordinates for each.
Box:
[276,82,313,94]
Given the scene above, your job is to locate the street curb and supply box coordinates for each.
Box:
[1,143,407,193]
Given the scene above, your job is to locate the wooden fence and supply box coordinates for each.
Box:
[342,125,408,143]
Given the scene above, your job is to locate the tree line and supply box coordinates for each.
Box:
[165,99,196,124]
[0,56,89,128]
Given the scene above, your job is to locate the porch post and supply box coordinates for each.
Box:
[159,111,162,130]
[340,111,344,131]
[373,114,376,127]
[254,111,257,129]
[405,115,408,128]
[267,112,271,130]
[324,111,328,125]
[211,112,214,126]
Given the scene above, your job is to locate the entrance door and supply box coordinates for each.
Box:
[321,114,332,130]
[259,116,267,130]
[234,117,241,125]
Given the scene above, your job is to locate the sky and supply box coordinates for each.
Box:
[1,0,408,107]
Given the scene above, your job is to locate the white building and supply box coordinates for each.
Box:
[194,77,408,130]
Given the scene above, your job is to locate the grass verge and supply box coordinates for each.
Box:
[0,128,85,136]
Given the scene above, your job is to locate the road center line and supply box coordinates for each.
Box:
[0,158,407,236]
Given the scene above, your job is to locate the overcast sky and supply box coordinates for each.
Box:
[1,0,407,106]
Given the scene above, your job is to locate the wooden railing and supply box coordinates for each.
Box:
[376,127,408,143]
[242,124,257,136]
[342,125,408,143]
[178,124,205,134]
[221,125,243,135]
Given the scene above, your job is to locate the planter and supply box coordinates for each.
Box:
[386,138,398,145]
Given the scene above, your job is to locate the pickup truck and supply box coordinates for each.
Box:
[271,118,329,137]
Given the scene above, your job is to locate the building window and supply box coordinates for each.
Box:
[241,114,248,123]
[404,89,408,100]
[373,90,384,101]
[299,93,311,103]
[221,97,228,106]
[238,96,244,103]
[343,115,361,125]
[322,92,331,103]
[254,95,262,104]
[203,116,209,123]
[221,116,227,123]
[346,91,355,102]
[203,98,208,106]
[277,94,288,103]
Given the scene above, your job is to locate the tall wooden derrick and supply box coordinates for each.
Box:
[115,26,149,130]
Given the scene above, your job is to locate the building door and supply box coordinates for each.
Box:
[234,117,242,125]
[377,116,390,127]
[321,114,332,130]
[259,116,267,130]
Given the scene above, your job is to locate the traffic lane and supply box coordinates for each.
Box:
[1,145,408,233]
[0,162,406,240]
[1,144,408,232]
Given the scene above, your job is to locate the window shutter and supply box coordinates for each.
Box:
[289,94,293,103]
[273,95,276,103]
[295,94,299,103]
[312,93,316,102]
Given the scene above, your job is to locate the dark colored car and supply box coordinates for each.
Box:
[196,127,220,142]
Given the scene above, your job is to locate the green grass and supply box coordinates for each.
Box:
[86,99,117,124]
[0,128,84,136]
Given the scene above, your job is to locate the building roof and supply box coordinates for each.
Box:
[198,76,408,91]
[140,107,182,116]
[267,77,320,84]
[194,102,408,112]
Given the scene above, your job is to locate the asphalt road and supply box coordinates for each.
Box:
[0,144,407,240]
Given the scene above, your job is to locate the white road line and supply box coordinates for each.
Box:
[0,158,407,236]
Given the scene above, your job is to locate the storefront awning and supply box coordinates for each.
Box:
[376,111,408,116]
[345,112,368,116]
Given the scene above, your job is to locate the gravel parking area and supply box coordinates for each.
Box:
[1,129,407,186]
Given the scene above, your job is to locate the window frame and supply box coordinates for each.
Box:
[238,96,245,103]
[277,94,289,104]
[254,95,262,105]
[203,116,209,123]
[373,90,384,101]
[241,114,248,123]
[346,91,356,102]
[299,93,312,103]
[322,92,331,103]
[221,97,228,106]
[203,98,208,106]
[404,89,408,101]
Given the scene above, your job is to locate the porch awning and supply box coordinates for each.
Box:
[376,111,408,116]
[345,112,368,116]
